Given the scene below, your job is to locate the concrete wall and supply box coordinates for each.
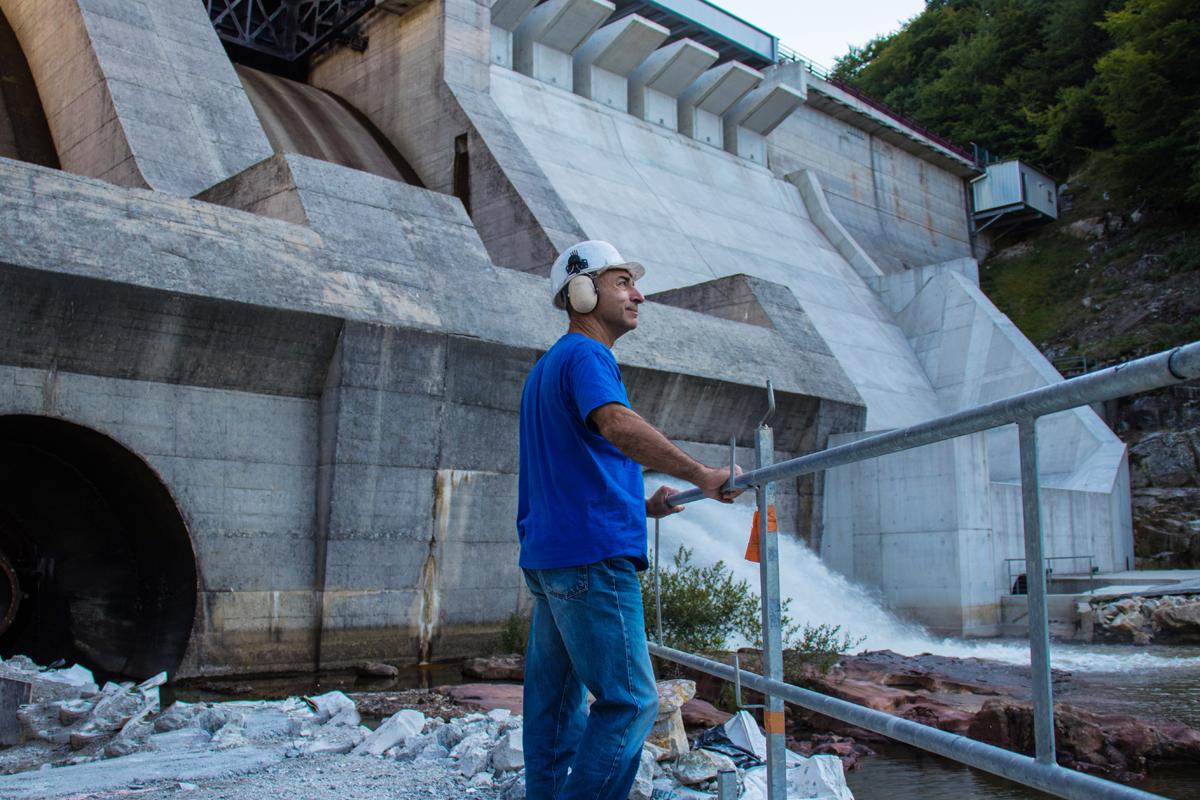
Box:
[822,259,1133,627]
[0,0,1131,654]
[0,6,58,168]
[768,102,974,273]
[648,273,866,542]
[882,262,1131,563]
[0,364,323,673]
[309,1,587,274]
[823,431,997,636]
[1,148,861,674]
[447,1,1128,634]
[0,0,269,193]
[486,65,941,431]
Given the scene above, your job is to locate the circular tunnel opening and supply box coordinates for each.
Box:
[0,415,196,681]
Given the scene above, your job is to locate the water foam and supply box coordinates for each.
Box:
[646,480,1200,673]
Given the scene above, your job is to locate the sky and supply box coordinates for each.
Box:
[713,0,926,71]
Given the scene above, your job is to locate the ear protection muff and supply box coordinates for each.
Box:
[565,274,598,314]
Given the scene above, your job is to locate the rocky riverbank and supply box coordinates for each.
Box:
[1085,593,1200,645]
[777,651,1200,782]
[456,649,1200,783]
[0,655,852,800]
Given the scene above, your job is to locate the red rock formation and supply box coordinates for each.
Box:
[436,683,524,715]
[786,651,1200,781]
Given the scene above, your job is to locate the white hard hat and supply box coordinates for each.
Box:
[549,240,645,309]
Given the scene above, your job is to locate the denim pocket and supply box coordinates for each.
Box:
[540,565,589,600]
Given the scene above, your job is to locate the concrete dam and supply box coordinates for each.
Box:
[0,0,1129,680]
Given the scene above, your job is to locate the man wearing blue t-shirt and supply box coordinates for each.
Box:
[517,240,742,800]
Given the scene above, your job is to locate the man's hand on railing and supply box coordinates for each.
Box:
[646,485,684,519]
[696,465,744,504]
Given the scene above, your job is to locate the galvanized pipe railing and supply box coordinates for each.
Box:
[665,342,1200,507]
[647,642,1162,800]
[652,341,1199,800]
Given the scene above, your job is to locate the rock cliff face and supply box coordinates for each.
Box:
[982,171,1200,568]
[1129,428,1200,567]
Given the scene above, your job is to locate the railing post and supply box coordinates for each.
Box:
[1018,417,1057,764]
[755,420,787,798]
[653,517,663,644]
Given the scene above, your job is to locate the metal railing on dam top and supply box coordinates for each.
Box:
[652,340,1200,800]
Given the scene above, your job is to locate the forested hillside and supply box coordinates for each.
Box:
[832,0,1199,566]
[834,0,1199,207]
[829,0,1199,364]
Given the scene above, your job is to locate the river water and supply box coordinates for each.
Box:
[647,483,1200,799]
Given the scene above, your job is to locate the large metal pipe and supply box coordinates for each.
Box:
[647,643,1165,800]
[667,341,1200,506]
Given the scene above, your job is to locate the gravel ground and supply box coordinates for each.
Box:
[75,752,509,800]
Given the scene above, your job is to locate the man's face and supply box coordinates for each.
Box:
[593,268,645,338]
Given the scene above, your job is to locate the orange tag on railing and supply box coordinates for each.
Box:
[745,506,777,563]
[744,526,759,563]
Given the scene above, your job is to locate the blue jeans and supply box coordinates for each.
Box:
[522,558,658,800]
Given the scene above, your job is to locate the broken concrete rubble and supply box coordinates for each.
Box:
[0,660,853,800]
[491,728,524,772]
[350,708,423,756]
[673,747,736,785]
[648,677,695,759]
[0,656,99,703]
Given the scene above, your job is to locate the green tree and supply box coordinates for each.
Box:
[831,0,1128,177]
[1093,0,1200,203]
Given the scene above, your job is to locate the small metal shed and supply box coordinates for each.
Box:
[971,160,1057,230]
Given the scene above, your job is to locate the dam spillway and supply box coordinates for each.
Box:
[0,0,1129,679]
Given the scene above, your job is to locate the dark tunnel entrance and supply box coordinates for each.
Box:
[0,416,196,681]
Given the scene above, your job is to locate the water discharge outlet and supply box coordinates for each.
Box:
[0,415,196,681]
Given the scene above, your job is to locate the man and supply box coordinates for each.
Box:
[517,240,742,800]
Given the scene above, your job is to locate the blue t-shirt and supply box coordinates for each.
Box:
[517,333,647,570]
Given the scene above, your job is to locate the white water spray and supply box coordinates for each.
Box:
[648,479,1200,673]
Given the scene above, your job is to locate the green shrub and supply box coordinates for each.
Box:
[639,546,760,653]
[979,235,1090,344]
[783,623,865,678]
[640,546,863,677]
[498,611,530,654]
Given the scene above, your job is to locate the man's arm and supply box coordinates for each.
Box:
[590,403,741,503]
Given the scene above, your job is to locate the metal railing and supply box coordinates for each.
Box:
[651,340,1200,800]
[1004,555,1097,596]
[1052,355,1094,377]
